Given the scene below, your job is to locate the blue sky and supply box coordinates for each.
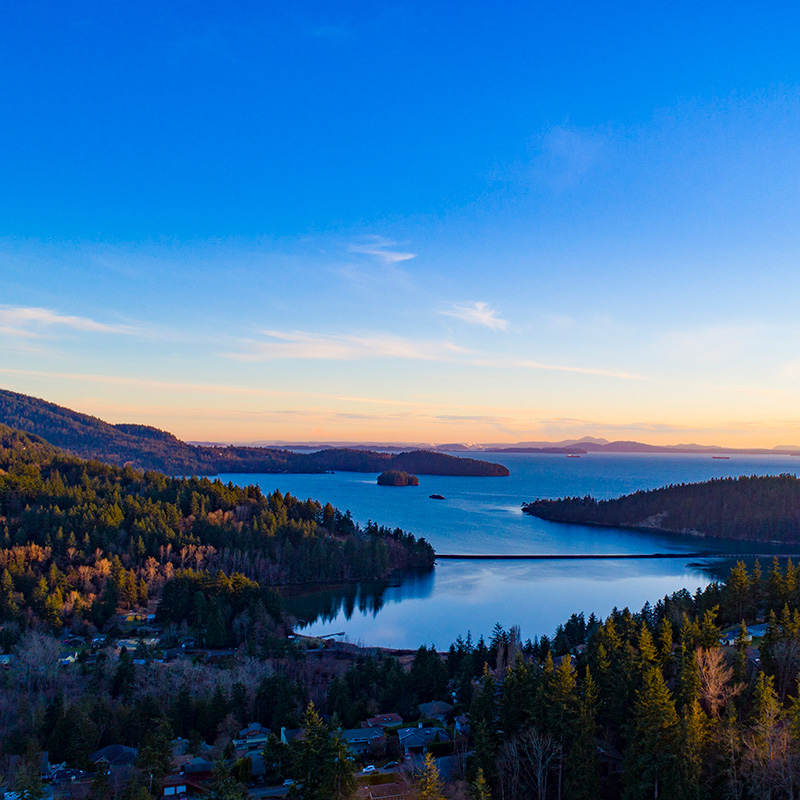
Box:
[2,2,800,445]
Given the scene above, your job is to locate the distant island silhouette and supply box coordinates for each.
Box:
[0,388,510,478]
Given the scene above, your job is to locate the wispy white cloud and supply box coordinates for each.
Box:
[0,305,137,338]
[225,330,467,362]
[471,356,645,381]
[348,237,416,265]
[441,301,508,331]
[223,327,649,382]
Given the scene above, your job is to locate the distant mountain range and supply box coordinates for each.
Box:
[210,434,800,456]
[0,389,509,477]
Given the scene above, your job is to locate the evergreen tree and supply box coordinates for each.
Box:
[13,757,44,800]
[414,752,445,800]
[565,666,600,800]
[470,767,491,800]
[656,618,674,671]
[637,623,657,669]
[207,761,248,800]
[469,667,499,784]
[674,642,701,713]
[624,666,681,800]
[90,762,112,800]
[136,718,174,792]
[733,621,750,684]
[678,698,710,799]
[726,562,750,621]
[289,703,354,800]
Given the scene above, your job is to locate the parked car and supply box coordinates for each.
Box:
[362,765,376,773]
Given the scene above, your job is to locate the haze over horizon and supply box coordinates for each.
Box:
[3,3,800,447]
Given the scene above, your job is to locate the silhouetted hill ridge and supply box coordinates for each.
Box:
[0,388,509,477]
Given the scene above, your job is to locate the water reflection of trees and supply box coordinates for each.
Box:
[286,568,435,626]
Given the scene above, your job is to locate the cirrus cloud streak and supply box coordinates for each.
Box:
[0,305,138,338]
[441,301,508,331]
[225,330,468,362]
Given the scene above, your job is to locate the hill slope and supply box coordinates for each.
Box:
[0,388,509,476]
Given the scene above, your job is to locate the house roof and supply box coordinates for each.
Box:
[361,713,403,728]
[341,728,384,743]
[184,757,215,774]
[417,701,453,717]
[238,722,268,738]
[397,727,450,748]
[89,745,138,767]
[367,782,412,799]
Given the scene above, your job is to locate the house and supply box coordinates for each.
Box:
[719,630,750,646]
[8,752,52,783]
[90,745,138,769]
[340,728,385,757]
[51,766,88,785]
[248,753,266,781]
[233,723,270,755]
[453,715,470,737]
[89,745,138,792]
[417,701,453,723]
[280,727,303,745]
[171,739,190,758]
[365,782,412,800]
[361,713,403,729]
[182,758,215,782]
[119,612,148,624]
[161,775,189,798]
[720,623,768,646]
[396,726,450,757]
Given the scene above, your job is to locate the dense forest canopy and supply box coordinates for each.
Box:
[376,470,419,486]
[0,388,509,477]
[0,424,433,644]
[523,474,800,543]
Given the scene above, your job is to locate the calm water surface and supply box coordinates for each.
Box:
[220,452,800,648]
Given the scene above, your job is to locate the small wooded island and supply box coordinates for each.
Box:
[377,469,419,486]
[523,473,800,543]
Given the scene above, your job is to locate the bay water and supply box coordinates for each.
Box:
[220,452,800,649]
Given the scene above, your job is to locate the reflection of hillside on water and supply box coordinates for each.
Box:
[285,567,435,627]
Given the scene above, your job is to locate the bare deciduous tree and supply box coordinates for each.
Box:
[697,647,742,717]
[496,727,561,800]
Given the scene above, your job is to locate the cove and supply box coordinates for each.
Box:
[219,452,800,648]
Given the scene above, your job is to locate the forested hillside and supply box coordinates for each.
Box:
[0,424,433,643]
[0,388,509,476]
[523,474,800,543]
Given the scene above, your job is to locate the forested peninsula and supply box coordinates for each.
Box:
[0,388,509,477]
[0,424,434,644]
[524,474,800,543]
